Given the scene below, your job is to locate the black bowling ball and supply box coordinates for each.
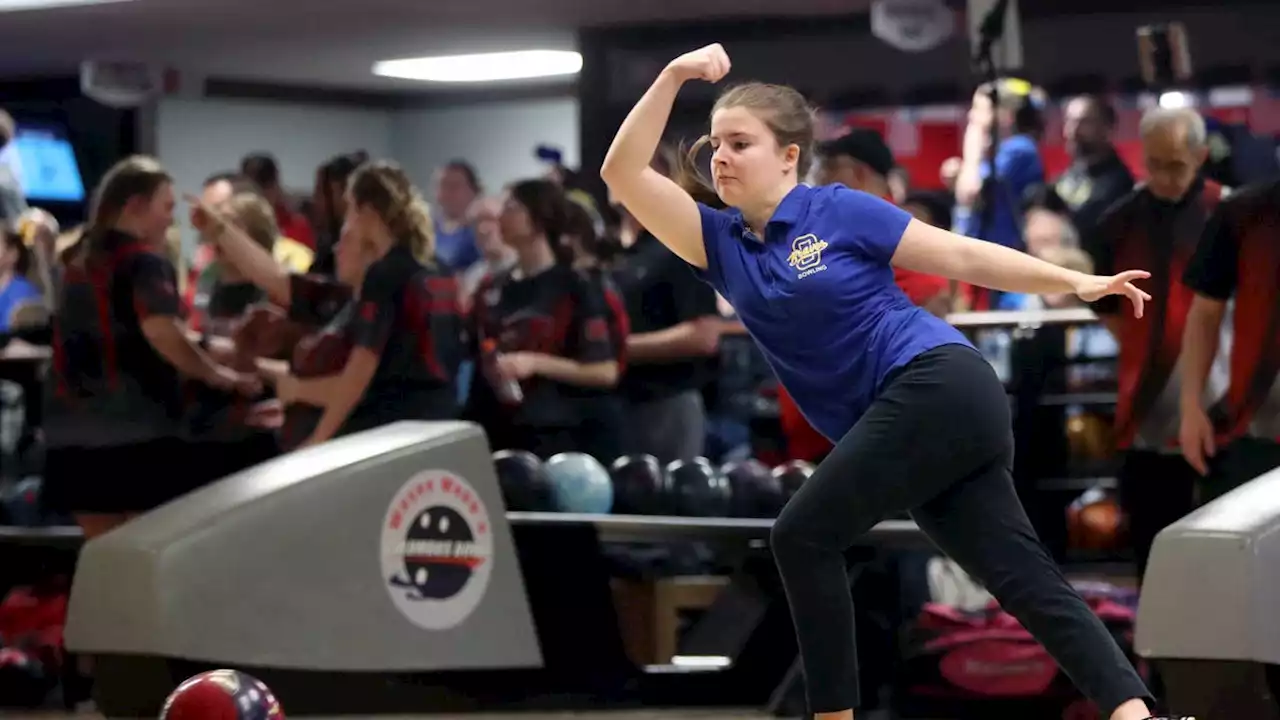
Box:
[773,460,815,500]
[493,449,551,511]
[666,457,731,517]
[609,454,665,515]
[721,459,785,517]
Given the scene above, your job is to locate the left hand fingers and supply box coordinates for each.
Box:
[1125,282,1146,318]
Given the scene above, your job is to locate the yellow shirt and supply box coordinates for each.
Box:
[274,236,314,273]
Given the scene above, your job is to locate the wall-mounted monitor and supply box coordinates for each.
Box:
[0,120,87,203]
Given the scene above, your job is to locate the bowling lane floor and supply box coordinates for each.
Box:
[16,709,934,720]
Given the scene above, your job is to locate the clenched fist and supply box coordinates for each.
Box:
[665,43,731,84]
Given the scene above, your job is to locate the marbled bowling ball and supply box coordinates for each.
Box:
[160,669,283,720]
[400,505,478,599]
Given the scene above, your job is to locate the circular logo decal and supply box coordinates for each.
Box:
[380,470,494,630]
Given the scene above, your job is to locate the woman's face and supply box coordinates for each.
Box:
[342,192,386,247]
[498,192,535,248]
[334,219,375,288]
[436,167,477,220]
[132,182,176,247]
[708,105,797,208]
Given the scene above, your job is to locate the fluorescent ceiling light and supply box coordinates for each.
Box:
[0,0,131,11]
[373,50,582,83]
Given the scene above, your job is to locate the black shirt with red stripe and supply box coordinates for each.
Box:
[279,247,463,448]
[1183,178,1280,441]
[582,266,630,382]
[46,230,186,448]
[465,263,620,451]
[1087,178,1229,450]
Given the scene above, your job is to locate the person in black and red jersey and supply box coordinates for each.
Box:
[465,178,622,461]
[42,156,261,540]
[561,195,629,463]
[1178,176,1280,503]
[1087,107,1231,578]
[194,160,464,450]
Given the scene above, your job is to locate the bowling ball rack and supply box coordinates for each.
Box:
[13,513,927,717]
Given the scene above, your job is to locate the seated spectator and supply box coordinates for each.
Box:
[464,179,621,460]
[197,160,464,449]
[43,155,260,540]
[0,228,42,333]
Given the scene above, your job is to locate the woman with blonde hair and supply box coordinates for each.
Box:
[193,159,464,449]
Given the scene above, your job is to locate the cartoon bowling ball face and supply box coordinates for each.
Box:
[161,669,283,720]
[398,506,480,600]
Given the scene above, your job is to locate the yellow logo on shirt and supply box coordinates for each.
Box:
[788,234,829,278]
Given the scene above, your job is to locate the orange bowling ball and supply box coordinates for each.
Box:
[160,669,283,720]
[1066,413,1116,462]
[1066,487,1126,552]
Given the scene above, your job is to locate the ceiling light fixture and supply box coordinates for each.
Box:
[373,50,583,83]
[0,0,131,11]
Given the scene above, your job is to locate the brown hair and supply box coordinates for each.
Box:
[348,160,436,266]
[224,192,280,253]
[80,155,171,259]
[508,178,574,266]
[672,83,818,209]
[0,229,31,276]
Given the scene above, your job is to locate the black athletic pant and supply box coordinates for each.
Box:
[769,344,1152,716]
[1121,438,1280,581]
[1118,449,1197,581]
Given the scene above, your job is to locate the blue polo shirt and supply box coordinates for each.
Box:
[694,184,971,442]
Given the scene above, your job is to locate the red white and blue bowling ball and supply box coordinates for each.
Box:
[160,669,283,720]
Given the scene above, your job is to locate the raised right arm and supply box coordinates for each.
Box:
[601,45,729,269]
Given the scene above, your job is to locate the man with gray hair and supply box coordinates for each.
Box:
[0,110,28,227]
[1086,103,1229,581]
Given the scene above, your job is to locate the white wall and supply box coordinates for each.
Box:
[156,97,394,249]
[390,97,579,197]
[155,95,580,251]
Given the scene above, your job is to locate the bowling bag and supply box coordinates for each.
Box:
[893,581,1144,719]
[0,582,69,707]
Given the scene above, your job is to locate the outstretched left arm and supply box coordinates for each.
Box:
[891,218,1151,317]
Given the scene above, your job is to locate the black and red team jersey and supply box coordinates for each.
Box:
[1088,178,1230,450]
[581,266,630,380]
[465,263,619,437]
[1183,178,1280,443]
[279,246,464,450]
[46,230,186,448]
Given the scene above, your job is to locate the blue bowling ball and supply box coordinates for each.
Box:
[543,452,613,514]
